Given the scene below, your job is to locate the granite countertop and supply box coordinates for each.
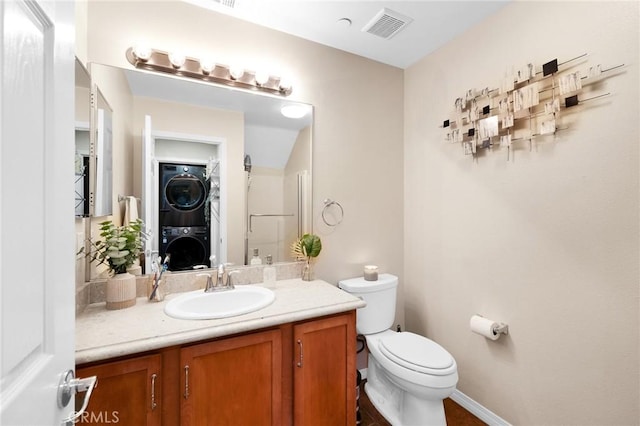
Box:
[76,279,365,365]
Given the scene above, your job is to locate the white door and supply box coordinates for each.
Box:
[142,115,156,270]
[0,1,87,425]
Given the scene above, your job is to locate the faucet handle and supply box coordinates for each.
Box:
[226,270,239,289]
[197,273,214,292]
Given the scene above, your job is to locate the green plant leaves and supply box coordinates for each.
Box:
[83,218,146,275]
[290,233,322,261]
[301,233,322,258]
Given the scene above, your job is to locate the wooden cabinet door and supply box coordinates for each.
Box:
[76,354,162,425]
[293,312,357,426]
[180,328,282,426]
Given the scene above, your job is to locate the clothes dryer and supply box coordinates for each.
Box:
[160,226,210,271]
[159,163,208,228]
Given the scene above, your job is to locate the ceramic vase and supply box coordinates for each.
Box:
[106,272,137,310]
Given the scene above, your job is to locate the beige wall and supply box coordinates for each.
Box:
[74,86,90,123]
[286,125,312,178]
[404,1,639,424]
[86,0,405,325]
[285,125,313,251]
[74,1,88,66]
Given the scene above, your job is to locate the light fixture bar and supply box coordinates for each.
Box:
[125,47,292,96]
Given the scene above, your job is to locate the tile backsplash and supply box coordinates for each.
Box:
[76,262,305,315]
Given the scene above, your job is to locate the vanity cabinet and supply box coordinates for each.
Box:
[76,311,356,426]
[180,328,283,425]
[76,353,161,425]
[293,312,357,426]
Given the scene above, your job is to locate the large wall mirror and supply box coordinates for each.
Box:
[89,63,313,275]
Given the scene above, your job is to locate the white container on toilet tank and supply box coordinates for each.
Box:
[339,274,458,426]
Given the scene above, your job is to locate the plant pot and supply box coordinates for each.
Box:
[126,263,142,276]
[106,272,137,310]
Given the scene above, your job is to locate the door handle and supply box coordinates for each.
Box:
[58,369,98,424]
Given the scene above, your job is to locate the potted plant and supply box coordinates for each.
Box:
[83,218,146,310]
[291,233,322,281]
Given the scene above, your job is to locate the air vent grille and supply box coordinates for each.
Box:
[362,8,413,39]
[214,0,236,8]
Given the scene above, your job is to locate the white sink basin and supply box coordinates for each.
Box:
[164,286,275,320]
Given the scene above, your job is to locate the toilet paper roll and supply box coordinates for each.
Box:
[470,315,500,340]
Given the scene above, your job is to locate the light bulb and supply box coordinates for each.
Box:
[229,65,244,80]
[133,45,152,62]
[200,58,215,75]
[279,77,292,92]
[254,70,270,85]
[169,52,186,69]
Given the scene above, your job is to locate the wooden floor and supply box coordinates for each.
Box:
[358,380,486,426]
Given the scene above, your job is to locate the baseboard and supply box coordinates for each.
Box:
[359,370,509,425]
[450,389,511,426]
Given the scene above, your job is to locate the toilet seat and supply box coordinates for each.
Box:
[379,332,455,376]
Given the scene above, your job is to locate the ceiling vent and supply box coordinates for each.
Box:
[361,8,413,40]
[213,0,236,8]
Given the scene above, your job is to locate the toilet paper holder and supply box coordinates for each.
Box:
[493,323,509,336]
[470,314,509,340]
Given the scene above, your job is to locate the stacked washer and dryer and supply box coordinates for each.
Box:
[159,163,211,271]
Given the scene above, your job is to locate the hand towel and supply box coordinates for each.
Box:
[124,196,139,225]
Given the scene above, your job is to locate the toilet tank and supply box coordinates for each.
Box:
[338,274,398,335]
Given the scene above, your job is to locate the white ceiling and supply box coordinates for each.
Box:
[185,0,510,69]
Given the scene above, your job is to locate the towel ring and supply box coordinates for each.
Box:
[322,199,344,227]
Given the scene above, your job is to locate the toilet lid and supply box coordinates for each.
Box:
[379,332,455,376]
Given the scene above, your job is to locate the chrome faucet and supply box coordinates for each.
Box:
[200,264,237,292]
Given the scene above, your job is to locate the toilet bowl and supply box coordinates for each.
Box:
[365,330,458,425]
[338,274,458,426]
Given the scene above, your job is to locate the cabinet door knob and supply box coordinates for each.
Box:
[297,339,303,368]
[184,365,190,399]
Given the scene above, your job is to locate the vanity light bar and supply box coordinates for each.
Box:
[125,47,292,96]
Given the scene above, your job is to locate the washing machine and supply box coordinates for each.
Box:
[159,163,209,228]
[160,226,210,271]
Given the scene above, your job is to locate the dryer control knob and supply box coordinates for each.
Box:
[183,166,189,172]
[182,228,189,234]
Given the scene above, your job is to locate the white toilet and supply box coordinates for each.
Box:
[339,274,458,426]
